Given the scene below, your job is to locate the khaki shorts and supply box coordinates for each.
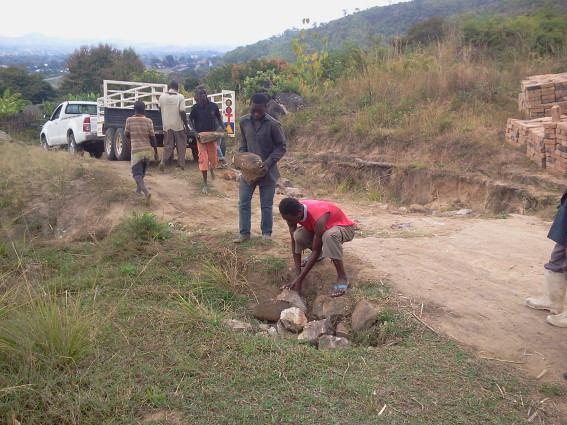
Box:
[293,225,355,261]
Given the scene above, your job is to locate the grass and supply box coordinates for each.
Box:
[1,140,566,424]
[283,38,566,179]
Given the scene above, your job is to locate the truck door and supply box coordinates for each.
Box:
[46,104,64,145]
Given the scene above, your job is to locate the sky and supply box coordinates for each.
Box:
[2,0,405,48]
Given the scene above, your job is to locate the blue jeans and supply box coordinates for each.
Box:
[239,179,276,236]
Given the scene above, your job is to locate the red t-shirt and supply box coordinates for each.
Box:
[299,200,355,232]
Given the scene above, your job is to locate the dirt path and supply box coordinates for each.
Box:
[98,159,566,381]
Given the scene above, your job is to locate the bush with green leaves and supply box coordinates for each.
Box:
[463,10,567,56]
[0,89,28,118]
[242,69,300,98]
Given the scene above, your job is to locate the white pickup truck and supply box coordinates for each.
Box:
[40,101,104,157]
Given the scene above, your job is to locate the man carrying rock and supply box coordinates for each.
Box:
[279,197,355,297]
[234,93,286,243]
[189,87,225,193]
[124,101,158,205]
[158,80,189,171]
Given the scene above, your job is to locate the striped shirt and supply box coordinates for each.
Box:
[125,115,155,155]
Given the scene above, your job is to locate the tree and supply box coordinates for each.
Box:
[0,89,28,118]
[61,44,145,94]
[0,67,56,104]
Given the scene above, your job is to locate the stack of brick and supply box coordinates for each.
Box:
[518,73,567,119]
[505,105,567,175]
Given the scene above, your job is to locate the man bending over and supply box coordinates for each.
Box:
[279,197,356,297]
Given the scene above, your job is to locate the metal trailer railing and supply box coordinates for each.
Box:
[97,80,236,137]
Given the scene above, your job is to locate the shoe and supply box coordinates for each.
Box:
[202,185,209,194]
[546,311,567,327]
[233,234,251,244]
[526,269,566,314]
[262,234,272,241]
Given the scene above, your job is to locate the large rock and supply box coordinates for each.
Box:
[276,289,307,312]
[409,204,428,214]
[276,320,296,338]
[222,319,253,333]
[311,295,353,319]
[253,300,292,322]
[318,335,350,350]
[351,300,379,332]
[298,319,332,345]
[335,321,352,339]
[267,98,287,119]
[280,307,308,333]
[274,92,305,112]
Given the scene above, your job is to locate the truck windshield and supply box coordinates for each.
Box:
[65,104,97,115]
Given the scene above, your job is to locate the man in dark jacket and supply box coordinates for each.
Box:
[234,93,286,243]
[526,192,567,327]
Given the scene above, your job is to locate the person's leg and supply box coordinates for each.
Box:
[207,142,218,177]
[259,183,276,238]
[220,136,227,156]
[175,131,187,170]
[197,142,210,192]
[322,226,355,297]
[236,179,256,241]
[132,162,142,194]
[527,243,567,314]
[133,160,150,202]
[293,227,314,254]
[160,130,174,171]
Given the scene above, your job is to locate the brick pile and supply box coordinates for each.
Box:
[518,73,567,119]
[506,105,567,176]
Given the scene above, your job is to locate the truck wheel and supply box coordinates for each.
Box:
[67,132,83,155]
[113,128,131,161]
[41,134,49,150]
[105,128,117,161]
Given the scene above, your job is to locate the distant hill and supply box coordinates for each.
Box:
[223,0,567,63]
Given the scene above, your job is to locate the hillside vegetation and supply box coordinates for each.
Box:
[223,0,567,63]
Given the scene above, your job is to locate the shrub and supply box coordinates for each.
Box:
[121,213,171,243]
[0,293,92,369]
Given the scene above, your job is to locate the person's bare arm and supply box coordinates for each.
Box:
[287,213,329,291]
[287,222,301,275]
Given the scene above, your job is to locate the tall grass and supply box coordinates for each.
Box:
[285,37,566,176]
[0,292,92,370]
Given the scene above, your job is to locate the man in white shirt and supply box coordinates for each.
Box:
[158,80,190,171]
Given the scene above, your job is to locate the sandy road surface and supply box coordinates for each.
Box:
[100,159,566,381]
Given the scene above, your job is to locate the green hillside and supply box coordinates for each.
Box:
[223,0,567,63]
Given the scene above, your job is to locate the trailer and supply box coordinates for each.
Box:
[97,80,236,161]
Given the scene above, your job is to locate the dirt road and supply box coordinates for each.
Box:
[99,159,566,381]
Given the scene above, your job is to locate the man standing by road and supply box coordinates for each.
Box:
[235,93,286,243]
[159,80,189,171]
[125,100,158,205]
[189,87,224,193]
[279,197,355,297]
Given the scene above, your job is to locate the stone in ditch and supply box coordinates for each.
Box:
[298,319,332,345]
[253,300,292,322]
[351,299,379,332]
[258,323,271,332]
[280,307,308,333]
[267,326,278,337]
[222,319,253,332]
[318,335,350,350]
[409,204,427,213]
[276,289,307,312]
[311,295,353,319]
[335,321,352,339]
[276,320,296,338]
